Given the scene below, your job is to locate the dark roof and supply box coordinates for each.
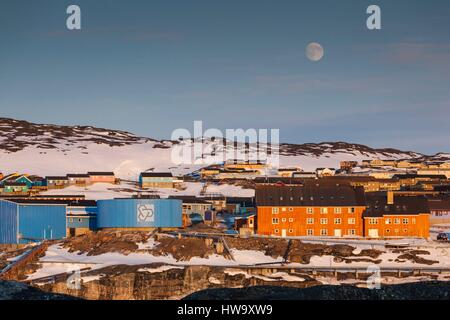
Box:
[3,182,27,187]
[427,196,450,210]
[46,176,69,180]
[168,196,210,204]
[67,200,98,207]
[364,194,430,217]
[131,194,161,199]
[4,199,70,205]
[27,175,44,182]
[67,174,90,178]
[226,197,255,206]
[256,181,366,207]
[254,177,306,185]
[87,172,115,176]
[392,174,447,180]
[140,172,173,177]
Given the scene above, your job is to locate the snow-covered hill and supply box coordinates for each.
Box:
[0,118,436,179]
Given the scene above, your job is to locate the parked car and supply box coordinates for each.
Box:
[437,233,449,241]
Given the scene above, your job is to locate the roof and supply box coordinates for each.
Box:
[3,182,27,187]
[46,176,69,180]
[254,177,306,185]
[2,199,96,206]
[87,172,115,176]
[168,196,210,204]
[392,174,447,180]
[67,174,90,178]
[364,194,430,217]
[226,197,255,206]
[67,200,98,207]
[427,196,450,211]
[256,181,366,207]
[140,172,173,177]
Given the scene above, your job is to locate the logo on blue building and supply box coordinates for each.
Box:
[137,204,154,223]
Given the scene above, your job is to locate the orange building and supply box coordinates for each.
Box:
[88,172,116,184]
[256,182,366,237]
[363,193,430,238]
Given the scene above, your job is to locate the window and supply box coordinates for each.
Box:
[320,208,328,214]
[402,218,409,224]
[349,207,356,213]
[282,218,287,222]
[289,229,294,234]
[69,218,73,223]
[78,218,82,222]
[307,208,314,214]
[282,207,287,212]
[369,218,378,225]
[348,229,356,236]
[289,207,293,212]
[288,218,294,222]
[274,229,279,234]
[386,229,390,234]
[394,218,400,224]
[320,218,328,225]
[385,218,392,225]
[403,229,408,233]
[412,218,416,224]
[307,218,314,224]
[307,229,314,236]
[272,218,279,224]
[272,207,279,214]
[334,218,342,225]
[348,218,356,225]
[320,229,328,236]
[334,208,342,214]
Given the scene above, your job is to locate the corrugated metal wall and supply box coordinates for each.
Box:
[0,200,18,244]
[18,204,67,243]
[97,199,182,228]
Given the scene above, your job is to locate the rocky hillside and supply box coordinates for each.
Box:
[0,117,438,179]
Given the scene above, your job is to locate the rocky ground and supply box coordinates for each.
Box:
[184,281,450,300]
[0,280,79,300]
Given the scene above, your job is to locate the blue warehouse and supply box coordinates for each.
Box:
[0,199,67,244]
[97,198,182,230]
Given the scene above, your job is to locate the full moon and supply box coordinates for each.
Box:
[306,42,324,62]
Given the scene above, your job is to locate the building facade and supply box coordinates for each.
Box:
[256,182,366,237]
[363,193,430,238]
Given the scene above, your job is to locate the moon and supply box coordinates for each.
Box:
[306,42,324,62]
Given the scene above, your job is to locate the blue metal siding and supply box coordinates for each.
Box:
[0,200,18,244]
[18,204,67,243]
[97,199,182,228]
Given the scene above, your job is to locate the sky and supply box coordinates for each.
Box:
[1,0,450,154]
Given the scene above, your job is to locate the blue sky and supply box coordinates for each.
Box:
[1,0,450,154]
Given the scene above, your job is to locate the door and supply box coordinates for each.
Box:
[368,229,379,238]
[334,229,342,237]
[281,229,287,237]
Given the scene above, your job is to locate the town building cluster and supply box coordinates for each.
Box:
[1,157,450,244]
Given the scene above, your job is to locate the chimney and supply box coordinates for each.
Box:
[387,191,394,205]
